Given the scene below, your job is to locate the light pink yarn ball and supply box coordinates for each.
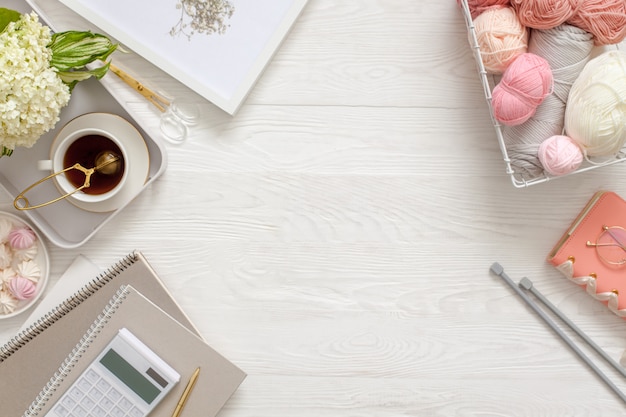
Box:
[474,7,529,74]
[537,135,584,176]
[492,53,553,126]
[8,227,36,250]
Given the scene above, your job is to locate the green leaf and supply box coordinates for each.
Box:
[0,8,20,33]
[57,61,111,91]
[0,146,13,157]
[49,31,118,71]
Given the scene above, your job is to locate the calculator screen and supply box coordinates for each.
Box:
[100,348,167,404]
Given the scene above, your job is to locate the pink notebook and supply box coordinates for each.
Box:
[548,191,626,317]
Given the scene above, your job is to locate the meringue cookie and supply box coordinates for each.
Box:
[0,290,17,314]
[8,226,36,250]
[0,243,12,269]
[0,219,13,243]
[0,267,16,288]
[13,244,38,262]
[15,260,41,283]
[8,276,36,300]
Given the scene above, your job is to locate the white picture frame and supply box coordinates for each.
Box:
[57,0,309,115]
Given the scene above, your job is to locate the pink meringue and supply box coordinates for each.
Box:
[8,227,36,250]
[8,276,36,300]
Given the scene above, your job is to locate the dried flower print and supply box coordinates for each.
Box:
[170,0,235,40]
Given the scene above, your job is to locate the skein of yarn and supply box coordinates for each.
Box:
[473,7,528,73]
[537,135,583,176]
[492,53,553,126]
[458,0,511,19]
[511,0,626,45]
[502,23,594,179]
[567,0,626,45]
[510,0,577,30]
[565,50,626,157]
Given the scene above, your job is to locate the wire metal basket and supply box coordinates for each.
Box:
[459,0,626,188]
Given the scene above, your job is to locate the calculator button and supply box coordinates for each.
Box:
[52,405,69,417]
[81,396,95,411]
[88,387,103,401]
[72,404,88,417]
[108,387,122,402]
[95,378,111,392]
[110,406,126,417]
[84,369,99,384]
[60,396,77,409]
[90,405,107,417]
[99,397,114,411]
[118,397,133,411]
[67,387,83,401]
[128,406,144,417]
[77,378,92,392]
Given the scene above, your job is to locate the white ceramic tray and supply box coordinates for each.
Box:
[0,0,167,249]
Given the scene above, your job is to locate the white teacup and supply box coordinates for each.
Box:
[38,127,129,205]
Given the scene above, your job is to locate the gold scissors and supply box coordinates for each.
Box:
[108,63,170,113]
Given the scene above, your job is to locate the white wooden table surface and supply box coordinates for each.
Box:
[3,1,626,414]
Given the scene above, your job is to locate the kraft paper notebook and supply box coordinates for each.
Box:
[24,285,245,417]
[0,252,245,417]
[547,190,626,318]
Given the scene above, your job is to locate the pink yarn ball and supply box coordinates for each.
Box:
[474,7,528,74]
[567,0,626,45]
[458,0,511,19]
[537,135,584,176]
[8,227,36,250]
[492,53,553,126]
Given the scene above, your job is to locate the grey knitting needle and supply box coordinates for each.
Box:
[518,275,626,379]
[490,262,626,405]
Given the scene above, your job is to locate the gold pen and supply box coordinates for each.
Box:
[171,367,200,417]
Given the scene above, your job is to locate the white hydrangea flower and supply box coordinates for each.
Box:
[0,13,71,151]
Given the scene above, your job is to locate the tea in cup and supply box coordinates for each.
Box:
[15,127,129,210]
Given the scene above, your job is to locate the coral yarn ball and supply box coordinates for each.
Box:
[537,135,583,176]
[458,0,511,19]
[567,0,626,45]
[510,0,577,30]
[473,7,528,74]
[492,53,553,126]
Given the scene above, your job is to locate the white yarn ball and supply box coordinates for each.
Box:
[565,50,626,157]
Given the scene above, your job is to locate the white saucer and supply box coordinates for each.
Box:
[50,113,150,213]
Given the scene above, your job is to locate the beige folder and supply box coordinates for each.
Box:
[0,252,245,417]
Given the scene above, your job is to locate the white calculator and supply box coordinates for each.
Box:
[46,328,180,417]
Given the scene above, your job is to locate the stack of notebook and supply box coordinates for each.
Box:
[0,251,245,417]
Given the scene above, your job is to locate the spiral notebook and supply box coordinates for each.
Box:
[0,252,245,417]
[24,285,246,417]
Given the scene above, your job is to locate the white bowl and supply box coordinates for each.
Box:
[0,211,49,319]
